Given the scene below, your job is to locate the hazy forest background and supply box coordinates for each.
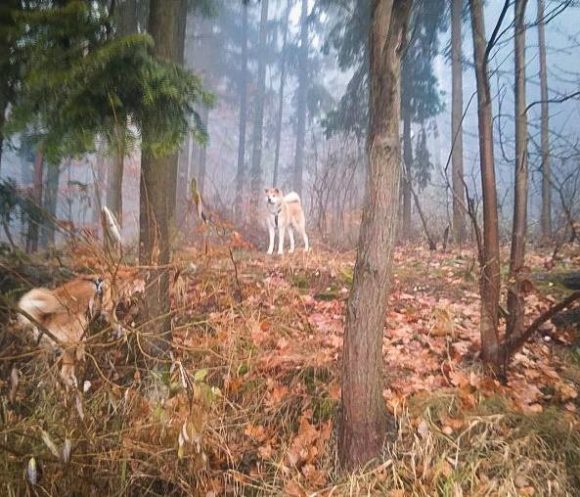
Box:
[0,0,579,496]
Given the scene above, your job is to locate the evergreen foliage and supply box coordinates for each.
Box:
[4,0,213,164]
[320,0,446,142]
[413,126,434,191]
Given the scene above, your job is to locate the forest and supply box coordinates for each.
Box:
[0,0,579,495]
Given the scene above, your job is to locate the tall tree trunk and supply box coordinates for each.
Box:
[339,0,412,471]
[506,0,529,340]
[537,0,551,241]
[106,126,126,225]
[401,98,412,237]
[139,0,186,361]
[176,131,191,227]
[40,163,60,248]
[273,0,292,187]
[250,0,269,199]
[0,0,19,174]
[293,0,308,197]
[451,0,466,244]
[411,186,437,250]
[0,101,5,173]
[469,0,501,367]
[198,104,209,196]
[106,0,138,226]
[235,1,249,218]
[166,0,188,233]
[92,143,106,228]
[26,146,44,253]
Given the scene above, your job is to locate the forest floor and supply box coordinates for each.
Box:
[1,241,579,496]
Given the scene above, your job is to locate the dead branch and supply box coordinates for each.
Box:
[503,291,580,360]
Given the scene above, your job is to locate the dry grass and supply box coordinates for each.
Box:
[0,243,579,496]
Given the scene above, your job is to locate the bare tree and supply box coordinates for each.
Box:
[339,0,412,471]
[401,99,412,237]
[468,0,503,367]
[506,0,529,339]
[293,0,308,197]
[106,0,138,227]
[250,0,269,199]
[538,0,552,240]
[26,145,44,253]
[451,0,467,244]
[273,0,292,187]
[235,1,249,216]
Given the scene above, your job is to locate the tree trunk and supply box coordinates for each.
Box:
[250,0,269,199]
[198,104,209,196]
[469,0,501,367]
[166,0,188,233]
[451,0,466,244]
[506,0,529,340]
[26,146,44,253]
[176,10,196,228]
[106,126,126,225]
[40,163,60,248]
[176,131,191,227]
[106,0,138,226]
[339,0,412,471]
[235,1,249,218]
[0,0,19,174]
[293,0,308,197]
[401,99,412,237]
[411,186,437,250]
[139,0,186,360]
[92,142,106,230]
[0,101,5,173]
[273,0,292,187]
[537,0,551,241]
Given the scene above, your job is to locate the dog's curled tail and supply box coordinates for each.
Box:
[17,288,61,326]
[283,192,301,204]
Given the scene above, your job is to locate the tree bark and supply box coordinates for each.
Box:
[176,131,191,227]
[293,0,308,197]
[0,0,19,174]
[0,101,5,174]
[339,0,412,471]
[469,0,501,367]
[40,163,60,248]
[198,104,209,196]
[506,0,529,340]
[273,0,292,187]
[401,99,412,237]
[537,0,551,241]
[106,125,126,226]
[26,146,44,253]
[451,0,466,244]
[411,185,437,250]
[106,0,138,226]
[92,142,106,230]
[250,0,269,199]
[235,1,249,219]
[139,0,186,360]
[166,0,188,232]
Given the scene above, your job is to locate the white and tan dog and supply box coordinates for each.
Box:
[264,188,309,255]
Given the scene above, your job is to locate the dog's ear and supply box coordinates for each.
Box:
[264,188,269,194]
[274,188,280,194]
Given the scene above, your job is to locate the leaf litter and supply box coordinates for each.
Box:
[1,242,579,496]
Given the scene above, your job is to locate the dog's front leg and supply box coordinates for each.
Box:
[277,224,286,255]
[267,223,275,255]
[60,348,78,389]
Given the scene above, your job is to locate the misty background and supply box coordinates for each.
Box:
[1,0,579,248]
